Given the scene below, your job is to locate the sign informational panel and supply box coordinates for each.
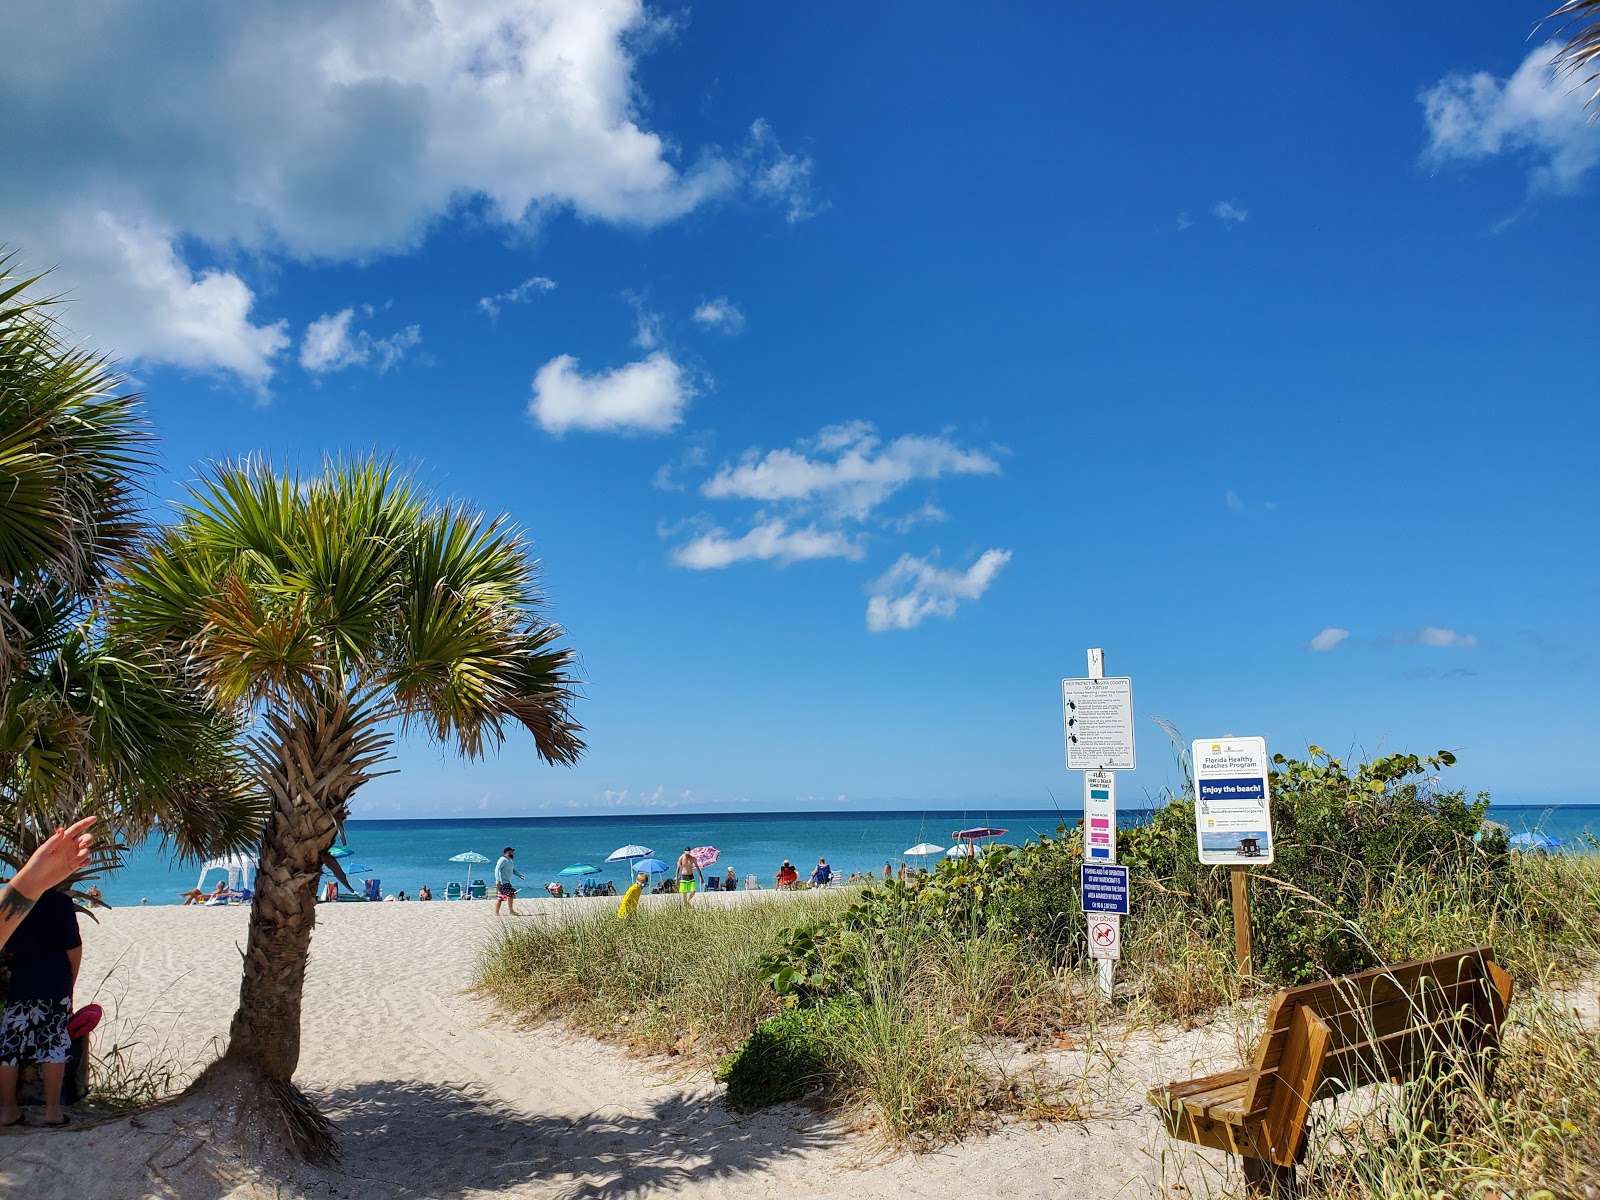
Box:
[1081,863,1129,915]
[1084,769,1117,860]
[1062,677,1136,771]
[1087,914,1121,960]
[1192,736,1274,866]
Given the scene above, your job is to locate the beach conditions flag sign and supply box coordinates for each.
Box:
[1192,736,1274,866]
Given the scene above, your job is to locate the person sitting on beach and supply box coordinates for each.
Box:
[179,880,228,906]
[83,884,103,907]
[417,885,432,901]
[0,877,82,1127]
[775,861,798,889]
[809,858,833,888]
[724,866,737,891]
[617,872,646,920]
[396,891,409,902]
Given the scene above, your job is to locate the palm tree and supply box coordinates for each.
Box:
[114,456,585,1159]
[1,254,260,903]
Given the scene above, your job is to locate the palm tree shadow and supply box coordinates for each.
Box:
[316,1078,844,1198]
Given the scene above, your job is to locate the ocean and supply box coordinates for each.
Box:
[92,802,1600,907]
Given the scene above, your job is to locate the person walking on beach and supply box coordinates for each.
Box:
[675,847,702,907]
[494,847,525,916]
[0,879,82,1127]
[617,872,646,919]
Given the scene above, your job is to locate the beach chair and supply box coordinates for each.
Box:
[362,877,381,901]
[445,882,462,900]
[470,879,486,899]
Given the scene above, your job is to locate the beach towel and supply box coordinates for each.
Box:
[617,881,643,919]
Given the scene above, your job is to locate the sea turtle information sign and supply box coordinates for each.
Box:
[1192,736,1274,866]
[1062,677,1136,770]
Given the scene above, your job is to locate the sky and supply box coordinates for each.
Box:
[2,1,1596,816]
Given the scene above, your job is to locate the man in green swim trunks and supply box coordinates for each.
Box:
[675,847,702,907]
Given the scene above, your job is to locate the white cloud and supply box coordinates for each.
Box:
[626,293,664,349]
[1421,44,1600,192]
[1225,489,1245,512]
[478,276,556,318]
[745,119,820,223]
[1176,212,1194,231]
[0,2,806,386]
[529,350,693,435]
[1309,627,1350,652]
[691,297,746,333]
[299,308,420,375]
[1213,200,1249,226]
[672,520,863,569]
[866,549,1011,632]
[1417,626,1479,649]
[703,422,1001,520]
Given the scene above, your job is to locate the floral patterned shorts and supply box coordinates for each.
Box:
[0,997,72,1066]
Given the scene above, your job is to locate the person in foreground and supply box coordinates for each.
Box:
[494,847,525,916]
[617,872,646,919]
[0,868,83,1127]
[0,818,96,951]
[675,847,702,907]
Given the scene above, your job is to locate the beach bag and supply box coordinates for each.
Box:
[17,1003,101,1106]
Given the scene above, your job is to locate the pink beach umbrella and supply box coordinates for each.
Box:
[689,846,720,868]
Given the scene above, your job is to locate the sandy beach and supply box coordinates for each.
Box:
[0,893,1253,1200]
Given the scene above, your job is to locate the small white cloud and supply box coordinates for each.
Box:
[1225,489,1245,512]
[691,297,745,333]
[478,276,556,318]
[529,350,693,435]
[866,548,1011,632]
[1309,627,1351,652]
[1421,43,1600,192]
[300,308,420,375]
[703,423,1001,520]
[1417,626,1479,649]
[672,520,863,570]
[1213,200,1249,226]
[746,119,820,223]
[1176,212,1194,231]
[625,292,663,349]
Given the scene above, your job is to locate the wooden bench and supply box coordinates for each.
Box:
[1148,946,1513,1196]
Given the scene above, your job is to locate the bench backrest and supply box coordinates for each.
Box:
[1244,946,1512,1166]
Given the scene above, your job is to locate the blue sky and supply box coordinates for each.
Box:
[3,2,1596,815]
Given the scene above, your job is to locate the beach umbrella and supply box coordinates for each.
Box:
[952,827,1008,840]
[689,846,720,867]
[448,850,491,888]
[904,843,945,857]
[1509,832,1564,851]
[557,863,601,876]
[328,845,353,859]
[633,858,669,875]
[945,843,977,857]
[606,844,654,862]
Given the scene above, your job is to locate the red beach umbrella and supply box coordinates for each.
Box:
[689,846,720,867]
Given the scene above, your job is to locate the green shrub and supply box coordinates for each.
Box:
[715,998,859,1111]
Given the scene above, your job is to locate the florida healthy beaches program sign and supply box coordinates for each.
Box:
[1192,736,1274,866]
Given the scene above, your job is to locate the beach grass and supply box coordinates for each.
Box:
[476,892,856,1062]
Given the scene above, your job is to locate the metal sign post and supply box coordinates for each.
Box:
[1062,648,1135,1000]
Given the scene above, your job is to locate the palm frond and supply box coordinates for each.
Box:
[1546,0,1600,108]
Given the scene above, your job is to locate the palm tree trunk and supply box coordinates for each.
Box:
[191,696,389,1162]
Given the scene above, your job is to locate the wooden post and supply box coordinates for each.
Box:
[1230,865,1253,981]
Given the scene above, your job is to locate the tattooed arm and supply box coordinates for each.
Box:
[0,817,96,949]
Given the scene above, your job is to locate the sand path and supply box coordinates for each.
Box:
[0,897,1236,1199]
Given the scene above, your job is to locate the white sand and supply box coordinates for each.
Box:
[0,894,1243,1199]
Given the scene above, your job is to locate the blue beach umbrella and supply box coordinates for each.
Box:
[1509,832,1564,851]
[328,845,353,858]
[557,863,601,877]
[449,850,491,888]
[632,858,668,875]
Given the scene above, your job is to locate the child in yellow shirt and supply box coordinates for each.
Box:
[617,872,646,919]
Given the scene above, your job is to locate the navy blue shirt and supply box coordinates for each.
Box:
[5,887,81,1002]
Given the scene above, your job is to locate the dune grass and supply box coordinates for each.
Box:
[476,893,855,1062]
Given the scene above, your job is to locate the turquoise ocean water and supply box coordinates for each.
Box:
[94,803,1600,907]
